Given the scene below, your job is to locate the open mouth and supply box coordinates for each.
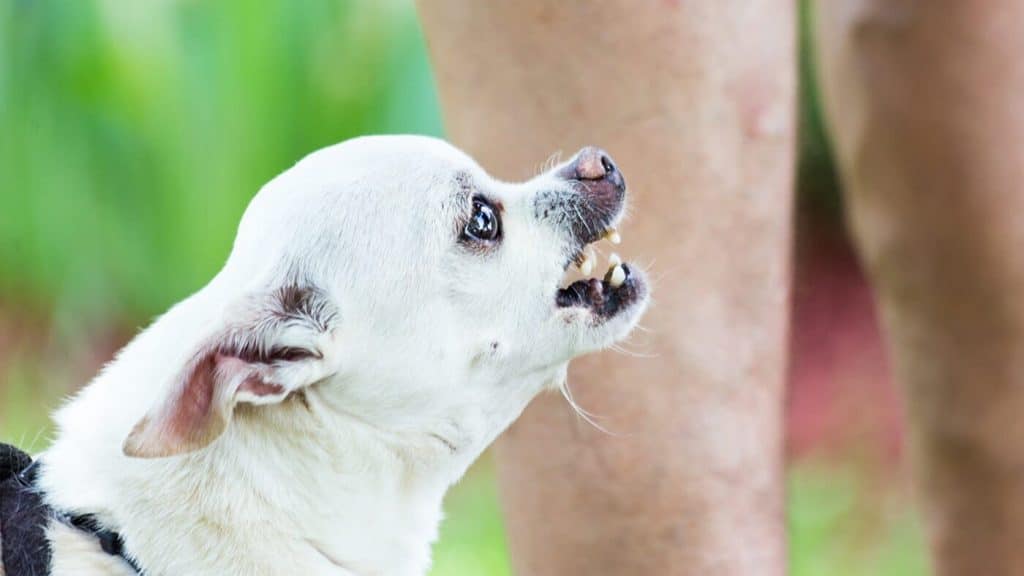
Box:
[556,227,644,319]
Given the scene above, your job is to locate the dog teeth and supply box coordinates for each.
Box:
[579,248,596,276]
[608,263,626,288]
[606,229,622,245]
[608,252,622,267]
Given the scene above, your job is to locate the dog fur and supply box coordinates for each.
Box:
[27,135,647,575]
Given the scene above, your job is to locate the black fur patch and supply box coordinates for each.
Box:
[1,443,52,575]
[272,284,337,332]
[220,283,336,366]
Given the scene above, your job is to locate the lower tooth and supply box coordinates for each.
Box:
[609,264,626,288]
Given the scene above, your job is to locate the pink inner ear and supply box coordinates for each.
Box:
[238,375,286,397]
[125,345,306,457]
[124,352,226,458]
[217,352,286,398]
[167,353,220,439]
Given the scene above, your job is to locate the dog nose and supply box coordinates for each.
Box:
[549,146,627,244]
[568,147,624,190]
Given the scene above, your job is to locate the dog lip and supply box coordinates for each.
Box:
[555,263,643,318]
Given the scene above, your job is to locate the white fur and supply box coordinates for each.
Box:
[35,135,648,575]
[48,523,137,576]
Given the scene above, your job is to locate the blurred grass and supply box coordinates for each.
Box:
[0,0,441,323]
[0,1,926,574]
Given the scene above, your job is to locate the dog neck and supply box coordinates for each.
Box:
[35,323,547,574]
[35,303,538,576]
[40,381,497,576]
[34,275,557,575]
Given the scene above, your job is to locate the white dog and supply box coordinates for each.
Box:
[2,135,648,575]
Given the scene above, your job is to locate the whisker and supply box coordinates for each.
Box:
[559,380,620,437]
[631,322,654,334]
[610,343,659,359]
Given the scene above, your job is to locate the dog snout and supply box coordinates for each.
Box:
[551,147,626,243]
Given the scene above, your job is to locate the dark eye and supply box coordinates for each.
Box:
[464,198,501,242]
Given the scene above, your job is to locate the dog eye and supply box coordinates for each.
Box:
[464,198,501,242]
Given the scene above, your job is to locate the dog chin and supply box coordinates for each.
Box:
[555,266,649,359]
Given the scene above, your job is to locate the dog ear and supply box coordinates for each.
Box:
[123,284,337,459]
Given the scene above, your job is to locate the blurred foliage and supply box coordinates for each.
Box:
[0,0,441,325]
[797,0,842,218]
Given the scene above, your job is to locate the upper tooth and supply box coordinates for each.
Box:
[580,259,594,276]
[608,253,622,267]
[606,229,622,245]
[609,264,626,287]
[579,249,595,276]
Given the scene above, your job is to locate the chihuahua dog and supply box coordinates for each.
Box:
[6,136,648,575]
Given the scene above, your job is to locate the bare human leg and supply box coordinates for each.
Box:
[419,2,796,574]
[814,1,1024,573]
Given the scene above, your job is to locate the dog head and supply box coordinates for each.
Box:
[123,135,648,459]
